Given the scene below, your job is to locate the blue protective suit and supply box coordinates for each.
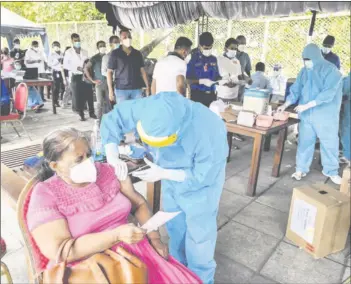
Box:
[287,44,343,176]
[101,92,228,283]
[341,72,351,160]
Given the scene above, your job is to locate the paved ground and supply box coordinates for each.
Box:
[1,101,350,283]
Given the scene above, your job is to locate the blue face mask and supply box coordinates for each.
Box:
[114,43,120,50]
[73,42,81,49]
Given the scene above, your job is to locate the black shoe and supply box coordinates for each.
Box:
[42,98,47,102]
[79,116,86,121]
[90,114,97,119]
[55,103,61,107]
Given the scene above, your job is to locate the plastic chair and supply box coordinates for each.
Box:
[0,83,32,141]
[17,178,48,284]
[0,237,13,284]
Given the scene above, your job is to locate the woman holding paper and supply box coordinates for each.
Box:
[26,128,201,283]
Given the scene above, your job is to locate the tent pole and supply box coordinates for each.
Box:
[307,10,317,43]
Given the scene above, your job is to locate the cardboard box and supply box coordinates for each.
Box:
[286,183,350,259]
[340,167,351,196]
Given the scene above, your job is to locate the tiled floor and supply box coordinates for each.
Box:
[1,101,350,283]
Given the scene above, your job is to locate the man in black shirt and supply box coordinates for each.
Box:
[107,29,150,103]
[10,38,26,68]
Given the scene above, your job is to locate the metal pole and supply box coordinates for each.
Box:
[307,10,317,43]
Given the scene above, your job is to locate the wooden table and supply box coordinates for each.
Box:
[226,118,299,197]
[1,144,161,213]
[18,78,55,114]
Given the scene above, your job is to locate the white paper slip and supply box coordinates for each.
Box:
[141,211,181,233]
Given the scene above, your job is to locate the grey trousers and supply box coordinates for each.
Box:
[63,77,72,107]
[96,81,111,121]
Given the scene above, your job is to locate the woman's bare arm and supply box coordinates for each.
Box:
[119,177,161,241]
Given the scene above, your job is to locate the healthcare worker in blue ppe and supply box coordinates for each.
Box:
[340,72,351,164]
[100,92,228,284]
[278,43,343,185]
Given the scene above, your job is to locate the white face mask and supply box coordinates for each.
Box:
[70,157,97,184]
[202,49,212,57]
[226,50,237,59]
[304,60,313,69]
[185,54,191,63]
[122,38,132,48]
[33,47,39,52]
[14,44,20,49]
[238,45,246,52]
[273,70,281,76]
[99,47,106,54]
[322,47,331,54]
[54,46,60,52]
[15,64,22,71]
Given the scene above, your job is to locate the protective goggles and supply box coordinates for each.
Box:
[136,121,178,148]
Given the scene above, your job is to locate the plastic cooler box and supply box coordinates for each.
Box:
[243,88,270,115]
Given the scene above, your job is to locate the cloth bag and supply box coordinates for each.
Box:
[42,239,148,284]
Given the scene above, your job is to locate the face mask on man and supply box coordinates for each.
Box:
[70,157,97,183]
[113,43,120,50]
[73,42,81,49]
[54,46,61,52]
[226,49,237,59]
[99,47,106,54]
[238,45,246,52]
[304,60,313,69]
[321,46,331,54]
[15,64,22,71]
[202,49,212,57]
[273,70,281,76]
[122,38,132,48]
[185,54,191,63]
[33,47,39,52]
[14,44,20,49]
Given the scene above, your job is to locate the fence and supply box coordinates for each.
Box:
[1,11,349,77]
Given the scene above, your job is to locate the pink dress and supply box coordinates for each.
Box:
[1,56,14,72]
[27,162,201,284]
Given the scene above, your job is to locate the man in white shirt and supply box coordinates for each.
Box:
[63,33,96,121]
[216,38,245,103]
[151,37,192,96]
[48,41,65,107]
[269,64,287,103]
[25,40,48,101]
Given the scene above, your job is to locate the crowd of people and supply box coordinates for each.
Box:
[1,29,350,284]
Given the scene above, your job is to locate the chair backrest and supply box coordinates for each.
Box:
[17,178,49,284]
[14,83,29,114]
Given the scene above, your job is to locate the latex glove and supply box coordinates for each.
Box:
[199,78,215,87]
[277,102,290,113]
[132,158,186,182]
[294,101,316,113]
[218,79,229,86]
[105,143,128,181]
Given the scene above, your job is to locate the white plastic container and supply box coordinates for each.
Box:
[243,88,270,115]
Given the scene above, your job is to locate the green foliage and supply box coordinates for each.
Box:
[1,2,104,22]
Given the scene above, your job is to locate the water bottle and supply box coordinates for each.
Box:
[91,120,104,161]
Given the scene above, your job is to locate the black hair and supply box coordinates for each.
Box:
[236,35,246,41]
[32,41,39,46]
[174,37,193,50]
[119,29,131,36]
[96,41,106,48]
[71,33,80,40]
[256,62,265,72]
[225,38,239,48]
[52,41,60,47]
[37,128,89,182]
[109,35,119,43]
[199,32,214,46]
[2,47,9,55]
[13,38,20,44]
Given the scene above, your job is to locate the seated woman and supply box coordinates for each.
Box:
[28,86,44,112]
[27,128,201,283]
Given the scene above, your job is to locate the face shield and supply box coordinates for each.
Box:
[137,121,178,148]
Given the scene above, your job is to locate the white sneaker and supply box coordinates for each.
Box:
[291,171,307,181]
[323,172,342,185]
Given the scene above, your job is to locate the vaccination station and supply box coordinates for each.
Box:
[0,1,351,283]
